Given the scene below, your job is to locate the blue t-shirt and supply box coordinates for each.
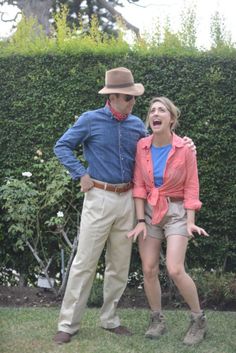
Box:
[151,144,172,187]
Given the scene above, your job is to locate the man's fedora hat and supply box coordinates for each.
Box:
[98,67,144,96]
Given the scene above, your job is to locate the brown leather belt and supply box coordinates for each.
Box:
[93,181,132,193]
[167,196,183,202]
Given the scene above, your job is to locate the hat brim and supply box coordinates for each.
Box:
[98,83,144,96]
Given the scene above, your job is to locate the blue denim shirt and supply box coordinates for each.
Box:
[54,106,147,184]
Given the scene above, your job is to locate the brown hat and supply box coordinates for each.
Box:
[98,67,144,96]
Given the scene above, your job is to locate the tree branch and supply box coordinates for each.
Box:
[0,10,21,22]
[25,238,57,295]
[97,0,140,38]
[58,236,78,296]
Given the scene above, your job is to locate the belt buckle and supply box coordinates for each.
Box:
[114,185,119,193]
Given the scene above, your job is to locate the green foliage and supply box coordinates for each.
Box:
[1,4,236,58]
[0,53,235,282]
[5,15,52,56]
[0,2,235,285]
[0,150,83,284]
[1,8,129,57]
[88,276,104,307]
[52,0,128,38]
[178,4,197,49]
[190,269,236,308]
[53,5,73,46]
[210,11,235,53]
[1,177,39,247]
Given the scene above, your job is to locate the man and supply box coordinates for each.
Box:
[53,67,195,344]
[53,67,146,344]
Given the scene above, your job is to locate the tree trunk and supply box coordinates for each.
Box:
[17,0,53,35]
[3,0,140,38]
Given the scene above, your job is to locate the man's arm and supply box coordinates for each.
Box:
[54,114,90,180]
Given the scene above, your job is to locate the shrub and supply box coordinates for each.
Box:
[190,268,236,309]
[0,150,83,287]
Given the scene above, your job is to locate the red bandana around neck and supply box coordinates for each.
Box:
[106,100,128,121]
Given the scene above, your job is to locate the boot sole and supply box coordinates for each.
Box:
[145,329,167,340]
[183,331,207,345]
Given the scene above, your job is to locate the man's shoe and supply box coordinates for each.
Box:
[103,325,133,336]
[53,331,72,344]
[183,311,207,345]
[145,311,167,339]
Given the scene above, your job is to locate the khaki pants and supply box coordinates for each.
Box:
[58,187,135,334]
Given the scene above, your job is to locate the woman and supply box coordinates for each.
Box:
[127,97,208,346]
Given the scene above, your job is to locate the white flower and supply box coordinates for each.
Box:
[36,149,43,156]
[40,159,44,163]
[57,211,64,218]
[96,273,103,280]
[22,172,32,178]
[34,156,38,160]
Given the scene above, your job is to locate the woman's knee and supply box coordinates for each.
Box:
[142,264,159,279]
[167,264,185,280]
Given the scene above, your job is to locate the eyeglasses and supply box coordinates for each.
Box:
[123,95,135,102]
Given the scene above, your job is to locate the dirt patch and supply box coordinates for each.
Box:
[0,285,235,311]
[0,285,61,308]
[0,285,150,308]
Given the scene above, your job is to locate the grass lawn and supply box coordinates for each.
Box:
[0,307,235,353]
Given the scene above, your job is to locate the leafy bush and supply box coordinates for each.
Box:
[88,275,104,307]
[0,5,235,287]
[0,150,83,286]
[190,268,236,308]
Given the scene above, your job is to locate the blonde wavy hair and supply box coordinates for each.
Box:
[145,96,181,131]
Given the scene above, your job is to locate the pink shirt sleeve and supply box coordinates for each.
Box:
[132,143,147,199]
[183,148,202,210]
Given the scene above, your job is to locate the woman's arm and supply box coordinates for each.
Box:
[183,148,202,210]
[187,209,209,237]
[127,198,147,241]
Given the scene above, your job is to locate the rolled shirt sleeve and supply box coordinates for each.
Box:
[54,114,90,180]
[183,148,202,211]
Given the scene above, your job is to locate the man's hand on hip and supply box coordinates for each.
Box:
[80,174,94,192]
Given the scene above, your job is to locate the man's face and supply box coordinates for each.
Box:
[111,94,136,115]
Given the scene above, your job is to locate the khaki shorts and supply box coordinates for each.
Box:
[145,200,189,240]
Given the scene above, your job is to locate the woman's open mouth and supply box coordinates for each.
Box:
[153,120,162,126]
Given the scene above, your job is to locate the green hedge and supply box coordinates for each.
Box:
[0,52,235,281]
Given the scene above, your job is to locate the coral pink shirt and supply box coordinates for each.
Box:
[132,133,202,224]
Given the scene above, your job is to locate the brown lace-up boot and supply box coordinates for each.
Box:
[183,311,207,345]
[145,311,167,339]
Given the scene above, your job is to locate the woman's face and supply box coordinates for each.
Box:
[149,101,173,134]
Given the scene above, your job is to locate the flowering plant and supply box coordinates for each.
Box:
[0,149,83,289]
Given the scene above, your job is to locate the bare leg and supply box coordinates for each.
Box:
[138,235,162,311]
[166,235,201,313]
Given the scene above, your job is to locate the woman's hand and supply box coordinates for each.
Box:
[187,223,209,237]
[127,223,147,241]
